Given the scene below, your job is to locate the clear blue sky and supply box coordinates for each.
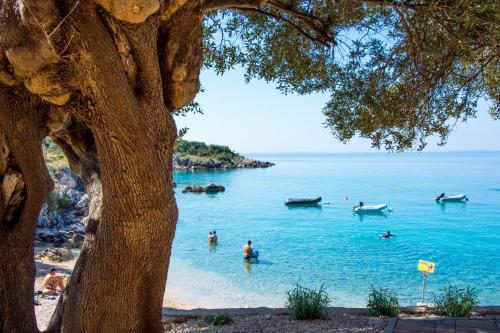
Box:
[176,69,500,153]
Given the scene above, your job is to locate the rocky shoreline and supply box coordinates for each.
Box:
[35,169,87,252]
[173,158,274,170]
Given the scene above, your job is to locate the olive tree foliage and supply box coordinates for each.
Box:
[202,0,499,150]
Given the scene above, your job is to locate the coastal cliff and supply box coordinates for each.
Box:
[173,140,274,170]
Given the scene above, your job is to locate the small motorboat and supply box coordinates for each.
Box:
[285,197,322,205]
[435,193,468,202]
[353,204,388,213]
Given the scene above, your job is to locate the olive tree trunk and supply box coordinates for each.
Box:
[0,90,52,333]
[1,0,202,331]
[45,5,180,332]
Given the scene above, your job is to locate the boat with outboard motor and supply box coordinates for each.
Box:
[353,202,388,213]
[435,193,468,202]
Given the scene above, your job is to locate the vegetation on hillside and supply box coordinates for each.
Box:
[43,138,249,174]
[174,140,244,164]
[43,138,69,178]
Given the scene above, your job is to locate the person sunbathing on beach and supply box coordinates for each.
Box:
[42,268,67,295]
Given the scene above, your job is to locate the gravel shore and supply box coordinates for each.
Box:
[164,313,387,333]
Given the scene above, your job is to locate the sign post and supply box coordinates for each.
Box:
[417,259,435,305]
[421,272,427,304]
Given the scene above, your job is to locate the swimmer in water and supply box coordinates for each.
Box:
[379,231,396,239]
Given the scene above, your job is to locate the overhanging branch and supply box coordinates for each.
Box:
[204,0,263,11]
[351,0,431,9]
[203,0,332,46]
[239,7,330,46]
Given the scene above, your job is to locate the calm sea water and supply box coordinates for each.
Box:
[168,152,500,307]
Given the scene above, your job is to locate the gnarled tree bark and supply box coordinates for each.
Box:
[45,112,102,333]
[0,88,52,333]
[43,3,182,331]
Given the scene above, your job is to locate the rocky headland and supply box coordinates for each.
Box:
[173,140,274,170]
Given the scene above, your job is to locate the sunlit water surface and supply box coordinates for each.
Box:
[167,152,500,307]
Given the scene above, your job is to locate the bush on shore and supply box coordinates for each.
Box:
[366,286,400,317]
[286,283,330,320]
[433,286,479,317]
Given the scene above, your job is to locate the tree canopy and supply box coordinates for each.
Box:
[202,0,499,150]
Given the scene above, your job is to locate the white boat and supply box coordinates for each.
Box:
[436,193,468,202]
[353,204,387,212]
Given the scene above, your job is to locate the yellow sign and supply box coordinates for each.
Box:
[418,260,435,273]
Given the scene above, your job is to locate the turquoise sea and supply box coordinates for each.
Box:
[168,152,500,308]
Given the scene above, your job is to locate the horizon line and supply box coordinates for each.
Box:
[242,149,500,155]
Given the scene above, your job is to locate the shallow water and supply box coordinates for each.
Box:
[168,152,500,307]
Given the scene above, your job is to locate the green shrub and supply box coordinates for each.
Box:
[367,286,400,317]
[57,195,73,209]
[286,283,330,320]
[46,191,59,210]
[203,313,232,326]
[433,286,479,317]
[46,191,73,210]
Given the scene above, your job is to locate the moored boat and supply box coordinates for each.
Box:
[353,203,387,213]
[285,197,322,205]
[435,193,468,202]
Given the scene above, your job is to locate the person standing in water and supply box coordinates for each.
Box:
[242,240,259,259]
[208,231,217,245]
[242,240,253,259]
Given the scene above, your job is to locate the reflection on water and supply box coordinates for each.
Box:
[243,258,270,273]
[208,244,217,253]
[286,205,322,210]
[437,201,467,212]
[354,210,389,222]
[243,259,257,273]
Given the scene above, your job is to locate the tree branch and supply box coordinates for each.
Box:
[204,0,332,46]
[204,0,262,11]
[351,0,431,9]
[237,7,330,46]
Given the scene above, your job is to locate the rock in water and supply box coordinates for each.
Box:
[182,183,225,193]
[204,184,225,193]
[36,248,73,263]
